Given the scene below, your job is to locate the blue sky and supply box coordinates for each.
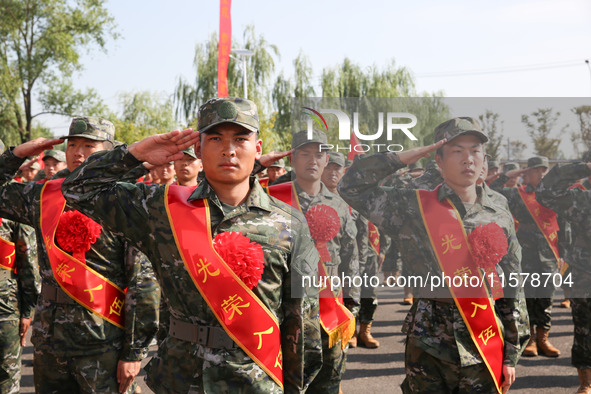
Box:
[39,0,591,157]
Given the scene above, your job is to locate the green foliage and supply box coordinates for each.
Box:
[571,105,591,156]
[0,0,117,143]
[521,108,563,159]
[113,91,177,144]
[478,110,504,159]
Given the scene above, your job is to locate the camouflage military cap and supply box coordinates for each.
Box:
[291,129,328,150]
[345,159,353,167]
[527,156,549,169]
[408,162,424,171]
[488,159,499,169]
[327,152,346,167]
[503,162,519,172]
[433,117,488,144]
[43,149,66,162]
[582,149,591,163]
[268,158,285,168]
[181,146,197,159]
[197,97,259,134]
[60,117,115,142]
[425,160,439,171]
[29,161,41,170]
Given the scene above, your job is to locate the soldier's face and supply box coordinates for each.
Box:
[526,166,548,188]
[44,157,66,178]
[293,144,328,183]
[267,166,286,182]
[436,135,484,189]
[174,154,202,184]
[153,163,175,184]
[196,124,262,186]
[21,167,38,181]
[321,162,345,190]
[66,137,105,171]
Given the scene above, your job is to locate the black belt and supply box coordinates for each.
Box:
[0,269,16,281]
[41,283,77,305]
[169,316,238,349]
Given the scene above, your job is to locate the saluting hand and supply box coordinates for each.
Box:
[505,168,528,179]
[259,149,293,168]
[397,139,447,165]
[128,128,199,165]
[13,138,65,159]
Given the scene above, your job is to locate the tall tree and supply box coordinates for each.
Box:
[0,0,118,143]
[571,105,591,156]
[174,25,279,125]
[112,91,177,144]
[521,108,563,159]
[478,110,504,159]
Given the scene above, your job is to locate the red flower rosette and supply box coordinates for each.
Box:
[56,210,102,263]
[305,204,340,263]
[213,231,265,290]
[468,223,508,299]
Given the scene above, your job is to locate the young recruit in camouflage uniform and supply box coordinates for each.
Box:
[0,119,159,393]
[274,129,358,393]
[0,216,40,393]
[490,157,562,344]
[339,117,529,393]
[535,160,591,389]
[62,97,323,393]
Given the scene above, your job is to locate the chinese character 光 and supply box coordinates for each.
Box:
[196,258,220,283]
[441,234,462,254]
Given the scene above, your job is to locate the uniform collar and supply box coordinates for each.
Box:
[294,180,335,200]
[438,182,499,213]
[187,176,272,213]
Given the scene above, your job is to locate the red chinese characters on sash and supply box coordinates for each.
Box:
[517,186,560,264]
[165,185,283,389]
[40,179,125,328]
[267,182,355,349]
[417,188,504,393]
[0,218,16,272]
[258,177,269,188]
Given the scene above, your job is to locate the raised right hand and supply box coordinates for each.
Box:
[12,138,65,159]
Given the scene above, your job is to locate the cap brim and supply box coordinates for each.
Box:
[59,134,108,142]
[199,120,258,134]
[445,130,489,144]
[293,140,329,150]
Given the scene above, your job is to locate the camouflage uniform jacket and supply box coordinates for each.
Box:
[490,174,561,274]
[410,167,443,190]
[0,149,159,361]
[294,181,360,301]
[0,218,40,321]
[338,152,528,367]
[61,145,323,392]
[536,163,591,277]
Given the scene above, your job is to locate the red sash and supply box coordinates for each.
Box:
[269,182,355,349]
[368,222,380,255]
[517,186,560,264]
[0,218,16,272]
[417,188,504,393]
[40,179,125,329]
[569,183,587,191]
[258,177,270,188]
[165,185,284,388]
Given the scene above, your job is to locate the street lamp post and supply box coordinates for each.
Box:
[231,49,254,99]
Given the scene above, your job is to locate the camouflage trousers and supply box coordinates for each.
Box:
[381,242,400,273]
[307,331,347,394]
[358,253,379,323]
[401,336,497,393]
[33,347,136,393]
[0,320,21,394]
[525,297,553,330]
[571,298,591,369]
[146,336,282,393]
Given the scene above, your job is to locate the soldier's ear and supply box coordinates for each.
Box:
[194,137,202,159]
[255,138,262,160]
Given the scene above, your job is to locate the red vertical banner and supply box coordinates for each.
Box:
[347,131,362,161]
[218,0,232,97]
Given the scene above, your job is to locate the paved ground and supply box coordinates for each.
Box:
[19,286,578,393]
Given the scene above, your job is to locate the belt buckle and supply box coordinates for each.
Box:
[208,327,235,349]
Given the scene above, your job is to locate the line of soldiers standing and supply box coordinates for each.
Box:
[0,95,590,394]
